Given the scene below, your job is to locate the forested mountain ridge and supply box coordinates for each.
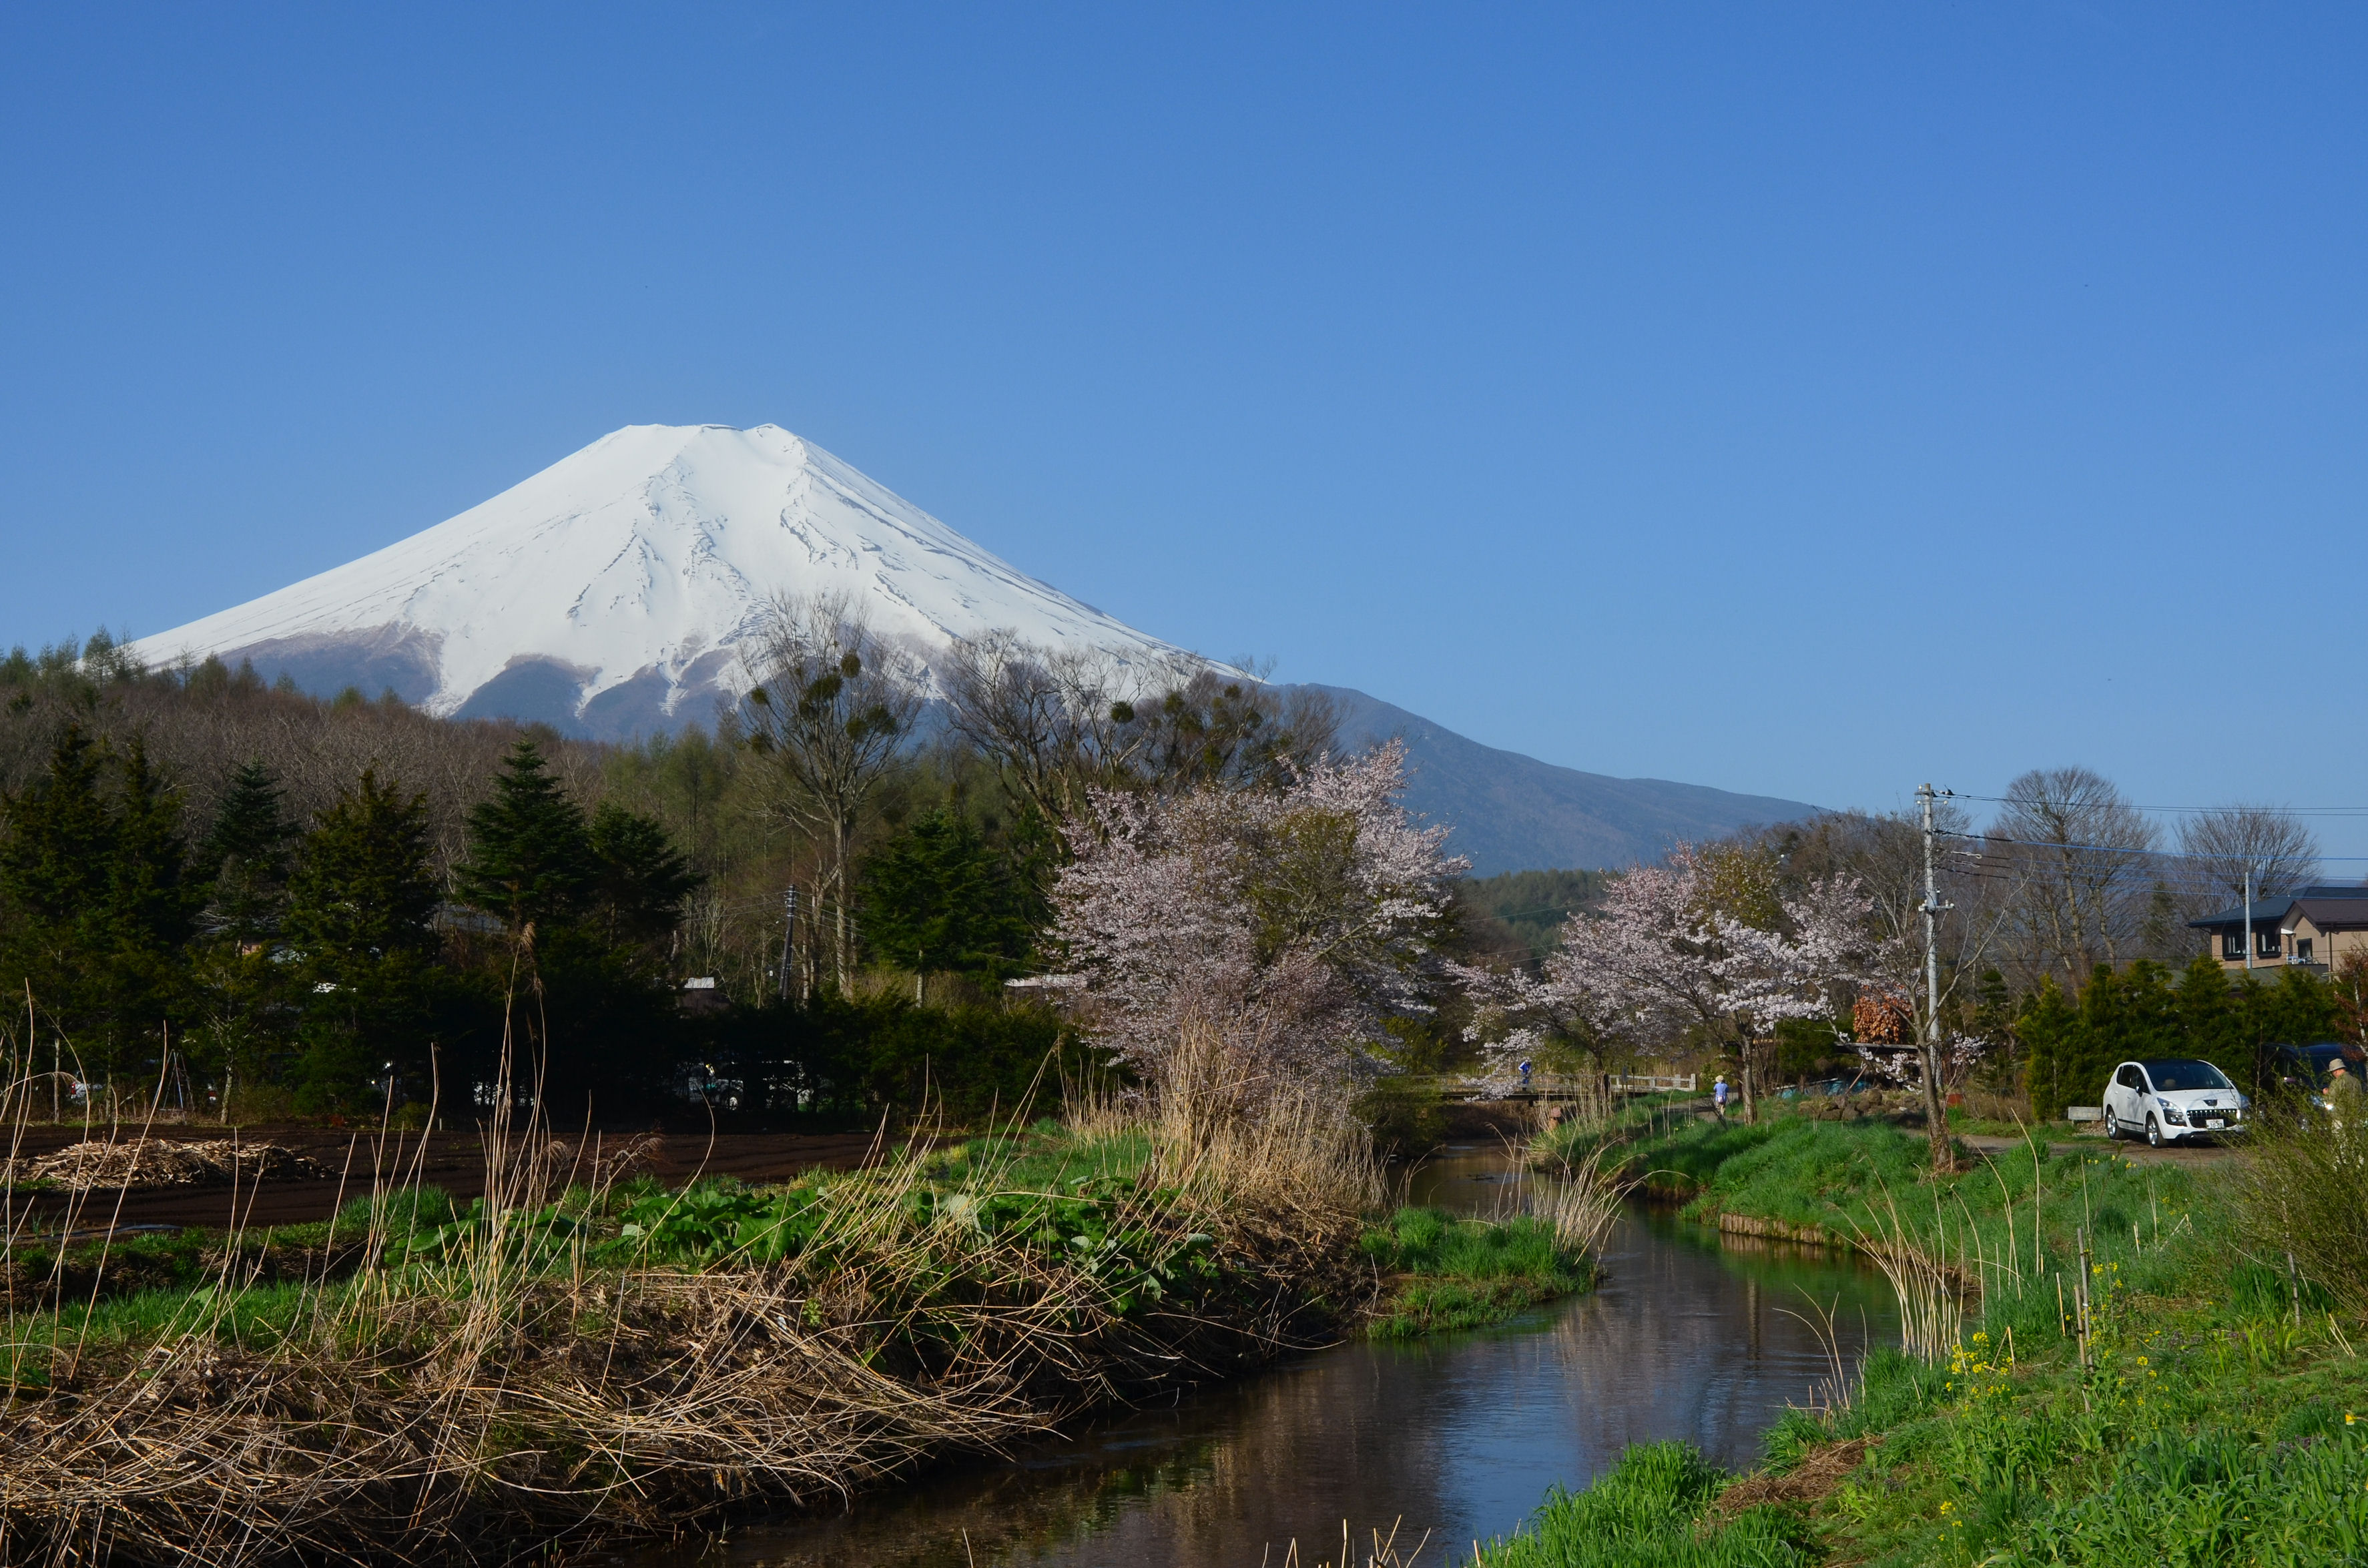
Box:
[1308,685,1820,874]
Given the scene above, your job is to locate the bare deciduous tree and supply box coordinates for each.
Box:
[735,592,924,989]
[2176,805,2320,911]
[1990,767,2157,984]
[942,635,1179,825]
[943,633,1340,830]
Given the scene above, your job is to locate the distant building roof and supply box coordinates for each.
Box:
[2190,887,2368,932]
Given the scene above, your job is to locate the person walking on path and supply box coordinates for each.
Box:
[1712,1074,1730,1123]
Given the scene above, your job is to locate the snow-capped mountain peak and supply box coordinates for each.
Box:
[129,423,1187,737]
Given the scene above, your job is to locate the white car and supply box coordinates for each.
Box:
[2102,1058,2249,1147]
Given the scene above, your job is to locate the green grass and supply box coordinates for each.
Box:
[1488,1112,2368,1567]
[1472,1441,1817,1567]
[1598,1110,2184,1282]
[1792,1249,2368,1567]
[1359,1206,1591,1336]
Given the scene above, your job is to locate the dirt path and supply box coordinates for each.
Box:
[7,1124,904,1233]
[1962,1129,2243,1169]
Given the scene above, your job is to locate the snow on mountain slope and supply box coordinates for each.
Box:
[129,424,1187,736]
[129,422,1826,869]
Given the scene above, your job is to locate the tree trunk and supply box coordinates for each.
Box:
[1739,1036,1760,1124]
[830,815,852,992]
[1921,1034,1953,1172]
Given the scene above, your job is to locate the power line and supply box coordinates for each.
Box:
[1950,792,2368,819]
[1940,827,2368,864]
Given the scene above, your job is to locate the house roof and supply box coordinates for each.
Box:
[2189,889,2368,932]
[2291,898,2368,932]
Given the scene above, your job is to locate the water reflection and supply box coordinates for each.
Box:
[607,1146,1895,1568]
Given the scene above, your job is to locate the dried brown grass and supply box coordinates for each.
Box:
[0,1023,1381,1565]
[1704,1436,1876,1521]
[1141,1024,1382,1220]
[1531,1139,1635,1258]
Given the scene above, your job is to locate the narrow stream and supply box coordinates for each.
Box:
[608,1147,1897,1568]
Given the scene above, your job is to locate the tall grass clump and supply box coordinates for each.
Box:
[1531,1138,1636,1258]
[2229,1104,2368,1316]
[1359,1206,1586,1336]
[1134,1022,1383,1222]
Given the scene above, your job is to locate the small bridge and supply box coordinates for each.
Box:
[1435,1072,1698,1104]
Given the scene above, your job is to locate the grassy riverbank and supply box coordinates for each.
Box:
[1472,1112,2368,1567]
[0,1104,1598,1566]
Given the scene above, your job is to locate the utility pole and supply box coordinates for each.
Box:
[2243,865,2254,972]
[779,887,798,1002]
[1917,783,1956,1172]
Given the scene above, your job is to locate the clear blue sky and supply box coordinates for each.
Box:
[5,5,2365,849]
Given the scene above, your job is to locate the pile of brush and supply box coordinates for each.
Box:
[5,1138,330,1190]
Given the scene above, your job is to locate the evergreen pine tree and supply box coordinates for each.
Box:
[105,739,199,954]
[0,727,198,1080]
[187,760,300,1106]
[94,739,199,1067]
[2017,976,2078,1118]
[587,802,701,953]
[0,724,119,1057]
[2175,953,2241,1079]
[284,769,441,1110]
[858,809,1036,983]
[284,769,439,967]
[0,724,114,929]
[198,759,294,946]
[454,740,597,934]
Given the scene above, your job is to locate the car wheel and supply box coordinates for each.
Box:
[2146,1114,2164,1148]
[2104,1112,2122,1141]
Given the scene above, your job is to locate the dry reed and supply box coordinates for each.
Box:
[0,1018,1385,1565]
[1844,1184,1971,1362]
[1530,1140,1635,1258]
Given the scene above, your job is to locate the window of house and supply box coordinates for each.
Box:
[2257,929,2282,957]
[2223,931,2245,959]
[2297,937,2315,962]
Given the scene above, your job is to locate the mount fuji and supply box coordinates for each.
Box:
[129,423,1819,871]
[130,423,1187,737]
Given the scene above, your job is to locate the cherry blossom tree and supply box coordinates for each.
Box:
[1851,929,1991,1170]
[1458,846,1876,1122]
[1048,741,1464,1114]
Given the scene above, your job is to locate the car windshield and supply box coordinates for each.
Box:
[2142,1059,2233,1092]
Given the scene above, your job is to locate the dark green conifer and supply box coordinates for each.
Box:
[0,727,197,1076]
[283,769,440,1110]
[454,741,597,934]
[587,803,701,952]
[285,770,439,967]
[199,759,296,946]
[858,809,1036,982]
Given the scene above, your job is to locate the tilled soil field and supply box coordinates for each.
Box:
[3,1124,900,1232]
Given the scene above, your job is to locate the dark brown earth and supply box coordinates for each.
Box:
[3,1123,903,1234]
